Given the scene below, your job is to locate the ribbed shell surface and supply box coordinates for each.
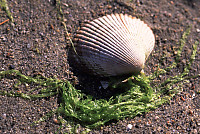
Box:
[72,14,155,77]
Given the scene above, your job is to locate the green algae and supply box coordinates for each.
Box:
[0,0,14,22]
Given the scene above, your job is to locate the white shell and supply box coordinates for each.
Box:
[71,14,155,77]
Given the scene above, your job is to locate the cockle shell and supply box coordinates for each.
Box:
[70,14,155,77]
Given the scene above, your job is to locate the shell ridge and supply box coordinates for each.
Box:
[80,22,137,65]
[77,35,127,64]
[110,14,135,51]
[115,14,143,66]
[84,23,123,47]
[97,15,146,68]
[88,21,125,47]
[72,14,155,77]
[76,33,134,65]
[95,17,138,65]
[86,20,135,64]
[79,27,123,52]
[97,16,130,48]
[96,18,127,47]
[129,18,154,60]
[99,15,136,62]
[80,45,135,76]
[114,14,139,62]
[78,27,134,64]
[101,15,133,50]
[80,46,127,66]
[82,54,138,76]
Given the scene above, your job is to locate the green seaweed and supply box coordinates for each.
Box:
[55,0,77,55]
[0,0,14,22]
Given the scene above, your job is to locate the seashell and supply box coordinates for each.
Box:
[70,14,155,77]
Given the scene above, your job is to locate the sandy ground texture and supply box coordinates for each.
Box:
[0,0,200,133]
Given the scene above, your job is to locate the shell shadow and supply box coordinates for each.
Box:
[68,48,131,99]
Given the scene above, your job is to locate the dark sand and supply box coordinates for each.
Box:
[0,0,200,133]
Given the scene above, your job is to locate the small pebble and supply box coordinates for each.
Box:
[100,81,109,89]
[2,113,6,119]
[193,129,197,133]
[1,36,7,41]
[53,118,59,124]
[146,122,150,126]
[127,124,133,130]
[155,116,159,120]
[27,43,31,48]
[157,126,162,131]
[107,5,112,9]
[188,110,193,115]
